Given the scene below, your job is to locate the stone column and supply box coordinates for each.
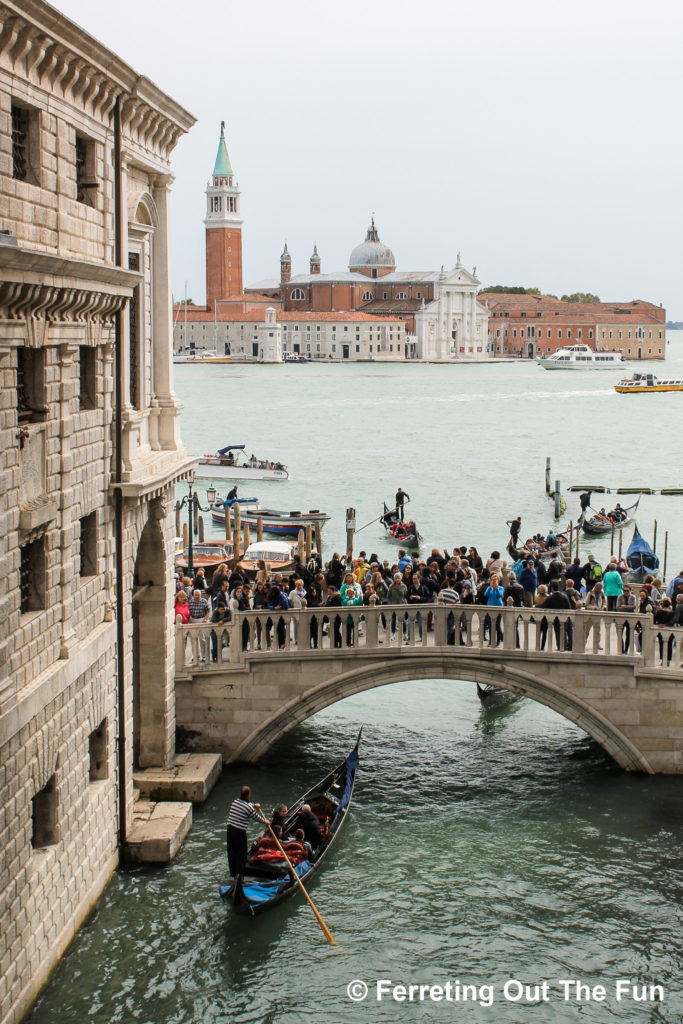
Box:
[151,174,183,451]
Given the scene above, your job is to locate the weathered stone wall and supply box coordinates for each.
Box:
[0,625,118,1022]
[0,3,196,1021]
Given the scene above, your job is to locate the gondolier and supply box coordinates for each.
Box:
[227,485,238,501]
[226,786,262,876]
[395,488,409,522]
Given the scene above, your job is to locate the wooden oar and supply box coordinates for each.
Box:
[356,499,410,534]
[257,815,337,946]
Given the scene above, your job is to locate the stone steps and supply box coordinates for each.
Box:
[133,752,222,804]
[124,800,192,864]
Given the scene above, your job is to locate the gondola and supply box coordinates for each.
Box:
[579,497,640,536]
[380,503,422,547]
[625,526,659,584]
[220,730,361,916]
[476,683,520,709]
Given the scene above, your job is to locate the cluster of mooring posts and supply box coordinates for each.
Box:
[174,493,323,563]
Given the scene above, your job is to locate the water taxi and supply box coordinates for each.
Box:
[196,444,289,481]
[614,373,683,393]
[538,344,626,370]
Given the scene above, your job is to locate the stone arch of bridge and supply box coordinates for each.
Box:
[232,655,653,773]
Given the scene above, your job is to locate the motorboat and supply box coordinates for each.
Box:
[537,345,627,370]
[174,540,234,576]
[196,444,289,481]
[236,541,297,577]
[615,373,683,393]
[212,507,329,536]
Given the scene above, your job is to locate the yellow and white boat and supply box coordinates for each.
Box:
[615,372,683,393]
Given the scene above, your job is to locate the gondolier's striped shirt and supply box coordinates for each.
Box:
[227,798,261,831]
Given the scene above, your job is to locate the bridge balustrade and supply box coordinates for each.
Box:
[175,605,683,674]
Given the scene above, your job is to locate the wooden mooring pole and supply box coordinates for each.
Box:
[346,507,356,564]
[175,500,181,538]
[653,519,658,554]
[225,504,232,543]
[663,530,669,581]
[233,502,241,560]
[305,524,312,560]
[314,520,322,556]
[546,457,551,495]
[554,480,561,519]
[257,515,263,542]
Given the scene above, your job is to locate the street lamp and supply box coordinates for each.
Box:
[178,475,217,578]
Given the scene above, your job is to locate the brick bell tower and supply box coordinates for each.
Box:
[205,121,243,307]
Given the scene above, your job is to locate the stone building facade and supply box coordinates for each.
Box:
[0,3,195,1021]
[482,293,666,360]
[174,306,405,361]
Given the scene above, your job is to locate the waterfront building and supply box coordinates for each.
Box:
[174,306,406,361]
[0,2,196,1020]
[179,127,490,361]
[482,293,666,360]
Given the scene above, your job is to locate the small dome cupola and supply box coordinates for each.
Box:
[310,243,321,275]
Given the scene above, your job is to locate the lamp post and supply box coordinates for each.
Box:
[178,476,217,578]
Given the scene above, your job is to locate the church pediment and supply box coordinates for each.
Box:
[440,266,478,287]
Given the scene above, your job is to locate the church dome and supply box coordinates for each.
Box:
[349,217,395,271]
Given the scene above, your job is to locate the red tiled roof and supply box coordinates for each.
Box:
[173,306,402,324]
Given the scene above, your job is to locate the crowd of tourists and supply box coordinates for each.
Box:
[173,538,683,659]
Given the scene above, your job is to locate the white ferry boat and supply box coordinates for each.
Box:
[615,372,683,393]
[538,344,627,370]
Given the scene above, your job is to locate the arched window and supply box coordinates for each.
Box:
[395,292,408,299]
[362,291,373,302]
[290,288,305,300]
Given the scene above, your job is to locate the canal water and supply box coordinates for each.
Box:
[28,336,683,1023]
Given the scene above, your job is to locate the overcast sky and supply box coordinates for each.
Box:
[56,0,683,316]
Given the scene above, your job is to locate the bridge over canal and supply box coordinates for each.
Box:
[174,605,683,773]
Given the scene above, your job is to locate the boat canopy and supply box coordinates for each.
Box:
[625,528,659,571]
[243,541,294,559]
[217,444,246,455]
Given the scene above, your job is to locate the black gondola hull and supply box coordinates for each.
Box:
[220,731,361,916]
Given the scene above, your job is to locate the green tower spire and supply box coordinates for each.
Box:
[213,121,233,177]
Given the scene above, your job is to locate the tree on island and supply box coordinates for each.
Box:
[479,285,542,295]
[561,292,600,303]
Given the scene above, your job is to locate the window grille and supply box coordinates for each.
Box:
[128,253,140,407]
[11,105,28,180]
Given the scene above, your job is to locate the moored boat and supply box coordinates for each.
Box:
[196,444,289,481]
[538,345,626,370]
[236,540,297,577]
[220,730,361,916]
[212,507,330,536]
[174,540,233,576]
[615,372,683,393]
[625,527,659,584]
